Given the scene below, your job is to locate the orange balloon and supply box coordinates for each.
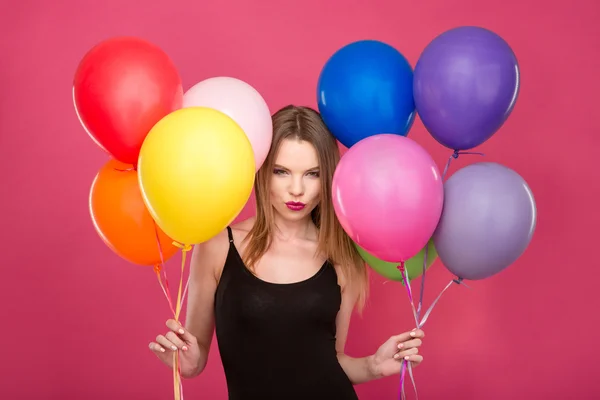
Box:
[89,159,179,266]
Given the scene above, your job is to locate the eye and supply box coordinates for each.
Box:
[273,168,288,175]
[306,171,320,178]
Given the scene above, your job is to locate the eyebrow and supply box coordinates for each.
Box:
[274,164,320,171]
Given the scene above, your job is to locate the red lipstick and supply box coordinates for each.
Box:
[286,201,306,211]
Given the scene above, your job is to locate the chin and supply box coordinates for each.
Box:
[275,205,315,220]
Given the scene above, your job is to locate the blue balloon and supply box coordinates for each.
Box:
[317,40,415,148]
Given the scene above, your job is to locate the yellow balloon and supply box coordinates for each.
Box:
[138,107,256,245]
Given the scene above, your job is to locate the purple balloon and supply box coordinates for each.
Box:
[433,162,536,280]
[414,26,520,150]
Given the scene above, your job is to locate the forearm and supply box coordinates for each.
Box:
[337,353,381,385]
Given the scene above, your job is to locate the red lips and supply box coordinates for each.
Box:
[285,201,306,211]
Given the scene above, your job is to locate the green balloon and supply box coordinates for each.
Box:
[355,240,438,283]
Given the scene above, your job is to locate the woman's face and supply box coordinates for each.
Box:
[269,138,321,222]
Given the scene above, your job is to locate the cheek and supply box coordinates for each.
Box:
[269,177,286,199]
[305,180,322,202]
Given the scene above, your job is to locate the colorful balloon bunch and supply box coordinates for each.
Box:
[73,36,271,400]
[318,26,537,398]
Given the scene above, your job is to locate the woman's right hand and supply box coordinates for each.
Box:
[149,319,202,378]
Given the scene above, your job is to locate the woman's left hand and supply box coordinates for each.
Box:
[368,329,425,378]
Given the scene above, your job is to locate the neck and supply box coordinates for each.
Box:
[272,211,316,241]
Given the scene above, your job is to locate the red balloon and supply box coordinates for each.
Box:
[73,37,183,165]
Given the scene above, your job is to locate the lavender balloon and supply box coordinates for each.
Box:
[433,162,536,280]
[414,26,520,150]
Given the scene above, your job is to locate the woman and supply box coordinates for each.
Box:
[149,105,425,399]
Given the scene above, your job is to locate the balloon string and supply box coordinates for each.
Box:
[421,147,482,320]
[170,241,192,400]
[407,362,417,399]
[397,263,419,400]
[397,264,466,399]
[181,271,191,306]
[154,223,176,315]
[415,147,480,326]
[172,242,191,320]
[416,245,429,322]
[442,149,485,179]
[417,150,485,322]
[414,148,481,328]
[399,359,407,400]
[395,149,483,399]
[398,262,418,326]
[153,225,182,400]
[155,266,176,316]
[419,278,470,327]
[153,222,193,400]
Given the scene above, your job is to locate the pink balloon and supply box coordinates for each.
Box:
[183,77,272,171]
[232,189,256,224]
[332,134,444,262]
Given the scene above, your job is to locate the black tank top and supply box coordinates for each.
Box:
[213,227,359,400]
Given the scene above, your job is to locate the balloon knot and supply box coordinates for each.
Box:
[172,241,192,252]
[153,264,162,274]
[453,277,471,289]
[452,150,460,159]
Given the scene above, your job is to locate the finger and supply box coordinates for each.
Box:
[156,334,178,352]
[166,319,195,343]
[408,355,423,365]
[166,331,188,351]
[390,332,413,343]
[149,342,166,354]
[410,329,425,338]
[393,347,419,360]
[397,338,422,350]
[391,329,425,343]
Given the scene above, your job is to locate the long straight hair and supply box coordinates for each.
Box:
[242,105,368,311]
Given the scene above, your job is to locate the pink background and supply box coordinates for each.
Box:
[2,0,599,399]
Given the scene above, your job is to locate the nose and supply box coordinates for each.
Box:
[288,175,304,197]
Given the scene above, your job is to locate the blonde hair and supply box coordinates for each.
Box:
[243,105,368,312]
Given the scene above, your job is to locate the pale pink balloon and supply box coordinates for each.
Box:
[183,77,272,171]
[332,134,444,262]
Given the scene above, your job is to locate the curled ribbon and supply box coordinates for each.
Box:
[395,150,482,399]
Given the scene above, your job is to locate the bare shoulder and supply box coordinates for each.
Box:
[189,217,256,280]
[231,216,256,233]
[190,228,231,282]
[230,216,256,244]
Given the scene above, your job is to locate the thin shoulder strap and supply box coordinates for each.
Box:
[226,226,234,243]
